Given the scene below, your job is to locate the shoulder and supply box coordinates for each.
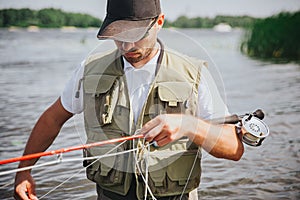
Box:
[84,49,119,66]
[83,49,123,75]
[163,47,208,70]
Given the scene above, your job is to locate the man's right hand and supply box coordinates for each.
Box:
[14,171,38,200]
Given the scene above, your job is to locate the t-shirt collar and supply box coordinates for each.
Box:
[123,47,160,74]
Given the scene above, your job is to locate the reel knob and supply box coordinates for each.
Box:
[252,109,264,120]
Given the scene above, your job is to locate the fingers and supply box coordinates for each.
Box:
[14,172,38,200]
[14,183,30,200]
[14,185,38,200]
[141,115,165,141]
[156,136,172,147]
[152,131,168,141]
[14,182,38,200]
[141,114,182,146]
[28,183,38,200]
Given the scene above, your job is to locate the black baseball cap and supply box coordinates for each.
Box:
[97,0,161,42]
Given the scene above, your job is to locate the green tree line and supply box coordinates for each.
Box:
[0,8,102,28]
[241,11,300,62]
[0,8,257,28]
[164,15,256,29]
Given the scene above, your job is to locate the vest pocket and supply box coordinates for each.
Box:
[166,151,201,188]
[83,74,119,126]
[146,147,201,197]
[84,133,128,187]
[157,82,193,106]
[144,82,195,121]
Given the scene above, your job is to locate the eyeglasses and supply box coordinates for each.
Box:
[139,16,159,40]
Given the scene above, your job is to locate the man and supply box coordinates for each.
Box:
[14,0,244,199]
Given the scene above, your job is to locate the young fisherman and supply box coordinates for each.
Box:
[14,0,244,199]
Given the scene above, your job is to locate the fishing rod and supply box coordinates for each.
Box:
[210,109,264,124]
[0,109,269,166]
[0,134,143,165]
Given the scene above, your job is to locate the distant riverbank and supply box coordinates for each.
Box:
[0,8,101,28]
[1,8,299,63]
[0,8,256,29]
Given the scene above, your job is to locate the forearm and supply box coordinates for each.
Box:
[187,117,244,161]
[19,115,61,168]
[18,98,73,169]
[142,114,244,161]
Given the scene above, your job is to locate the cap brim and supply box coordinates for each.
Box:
[97,18,152,43]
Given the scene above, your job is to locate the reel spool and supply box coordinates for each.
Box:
[241,114,269,146]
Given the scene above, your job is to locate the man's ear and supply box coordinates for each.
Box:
[157,13,165,29]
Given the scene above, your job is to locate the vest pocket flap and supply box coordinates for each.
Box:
[88,144,117,176]
[158,82,192,104]
[149,160,167,187]
[149,169,166,187]
[147,140,188,187]
[84,74,117,94]
[166,152,201,186]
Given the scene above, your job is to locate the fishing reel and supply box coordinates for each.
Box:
[239,111,269,146]
[212,109,269,147]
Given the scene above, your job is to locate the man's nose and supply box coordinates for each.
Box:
[122,42,135,51]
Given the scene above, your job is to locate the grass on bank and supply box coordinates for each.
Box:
[241,11,300,62]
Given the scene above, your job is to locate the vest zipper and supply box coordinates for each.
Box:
[75,77,84,98]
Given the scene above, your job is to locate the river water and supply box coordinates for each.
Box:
[0,28,299,199]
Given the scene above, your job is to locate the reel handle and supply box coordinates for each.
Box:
[251,109,264,120]
[210,114,240,124]
[210,109,265,125]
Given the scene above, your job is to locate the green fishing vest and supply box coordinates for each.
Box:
[82,43,206,199]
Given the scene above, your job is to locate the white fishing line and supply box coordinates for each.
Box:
[179,148,200,200]
[133,141,157,200]
[39,139,128,199]
[0,179,14,189]
[0,160,60,176]
[39,130,143,199]
[0,148,141,176]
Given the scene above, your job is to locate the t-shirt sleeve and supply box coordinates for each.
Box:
[197,67,230,120]
[60,61,85,114]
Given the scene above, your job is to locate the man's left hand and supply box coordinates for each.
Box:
[141,114,196,147]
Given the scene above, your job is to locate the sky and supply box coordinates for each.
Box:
[0,0,299,21]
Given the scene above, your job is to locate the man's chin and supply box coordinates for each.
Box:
[124,54,142,63]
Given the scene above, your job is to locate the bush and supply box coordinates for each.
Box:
[0,8,102,28]
[241,11,300,62]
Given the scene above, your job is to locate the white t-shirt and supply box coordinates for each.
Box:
[61,50,229,121]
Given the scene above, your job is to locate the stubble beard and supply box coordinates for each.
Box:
[124,48,152,64]
[124,40,157,64]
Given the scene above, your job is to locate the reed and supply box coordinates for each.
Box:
[241,11,300,62]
